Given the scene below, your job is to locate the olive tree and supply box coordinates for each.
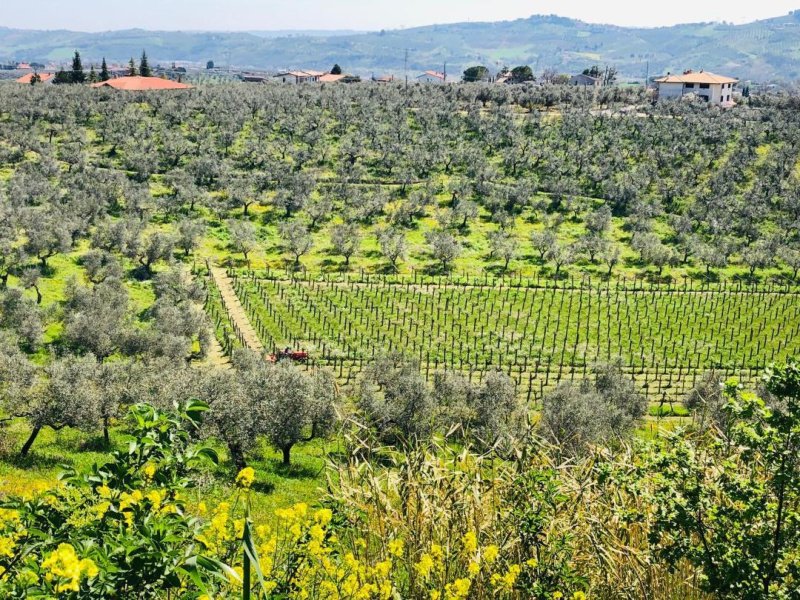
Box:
[377,227,407,272]
[330,222,361,269]
[426,230,462,273]
[356,355,434,446]
[227,219,258,264]
[279,220,313,269]
[541,362,646,456]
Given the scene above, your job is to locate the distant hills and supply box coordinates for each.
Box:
[2,11,800,80]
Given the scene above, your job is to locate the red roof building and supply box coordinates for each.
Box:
[15,72,53,84]
[91,76,192,90]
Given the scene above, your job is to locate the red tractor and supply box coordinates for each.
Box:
[267,347,309,363]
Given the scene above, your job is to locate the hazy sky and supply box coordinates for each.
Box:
[2,0,799,31]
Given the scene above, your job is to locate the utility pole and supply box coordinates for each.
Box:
[404,48,409,87]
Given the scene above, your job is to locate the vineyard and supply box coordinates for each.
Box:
[209,269,800,406]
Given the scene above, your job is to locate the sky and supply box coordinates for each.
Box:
[2,0,799,31]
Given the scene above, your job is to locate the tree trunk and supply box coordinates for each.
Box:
[20,426,42,457]
[282,445,293,466]
[103,417,110,447]
[229,442,247,472]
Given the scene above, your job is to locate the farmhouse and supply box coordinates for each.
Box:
[91,76,192,90]
[654,70,737,106]
[570,73,602,87]
[417,70,447,84]
[273,70,324,84]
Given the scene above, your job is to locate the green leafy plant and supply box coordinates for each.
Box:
[649,359,800,599]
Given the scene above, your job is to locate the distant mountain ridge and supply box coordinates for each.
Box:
[2,11,800,80]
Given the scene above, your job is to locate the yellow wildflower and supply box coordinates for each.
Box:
[461,531,478,555]
[314,508,333,525]
[572,592,586,600]
[415,553,435,580]
[146,490,163,510]
[41,544,97,593]
[142,463,157,481]
[445,578,471,600]
[235,467,255,489]
[468,561,480,576]
[553,593,563,600]
[388,538,404,558]
[491,564,521,592]
[374,560,392,578]
[0,537,16,558]
[484,544,499,564]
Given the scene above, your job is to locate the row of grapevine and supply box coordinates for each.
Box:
[219,271,798,402]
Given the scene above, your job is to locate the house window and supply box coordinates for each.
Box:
[700,83,710,89]
[684,83,695,89]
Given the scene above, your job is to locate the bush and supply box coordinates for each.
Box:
[0,400,228,598]
[540,362,646,456]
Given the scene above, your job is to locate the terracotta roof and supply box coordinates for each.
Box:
[319,73,346,83]
[90,76,192,90]
[16,72,53,84]
[275,70,323,78]
[418,71,446,80]
[17,63,32,70]
[654,71,738,85]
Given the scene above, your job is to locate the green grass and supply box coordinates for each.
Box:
[0,420,331,526]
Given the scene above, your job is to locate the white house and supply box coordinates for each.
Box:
[273,70,324,84]
[417,70,447,84]
[570,73,602,87]
[654,70,738,106]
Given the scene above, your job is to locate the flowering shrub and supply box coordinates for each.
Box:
[0,400,230,598]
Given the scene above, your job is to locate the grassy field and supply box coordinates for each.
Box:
[0,418,331,526]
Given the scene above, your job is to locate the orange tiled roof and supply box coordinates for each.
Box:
[319,73,346,83]
[654,71,738,85]
[16,72,53,83]
[91,76,192,90]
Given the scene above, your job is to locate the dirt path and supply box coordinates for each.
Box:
[195,329,231,369]
[210,267,265,355]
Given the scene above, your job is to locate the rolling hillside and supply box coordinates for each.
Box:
[2,11,800,79]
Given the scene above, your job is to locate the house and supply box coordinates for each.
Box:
[372,75,395,83]
[417,71,447,84]
[15,72,54,84]
[90,76,192,91]
[570,73,602,87]
[273,70,324,84]
[654,70,737,106]
[242,75,268,83]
